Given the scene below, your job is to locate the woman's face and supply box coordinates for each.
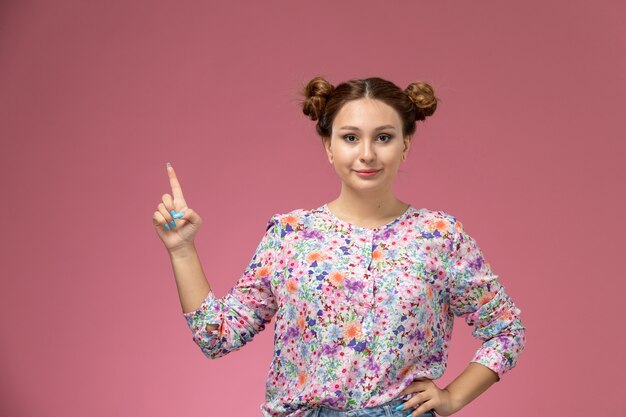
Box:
[323,98,411,194]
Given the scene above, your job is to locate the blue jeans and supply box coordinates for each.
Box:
[306,397,436,417]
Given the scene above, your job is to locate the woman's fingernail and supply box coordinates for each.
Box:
[164,223,171,231]
[166,162,171,168]
[172,211,184,219]
[170,220,176,228]
[395,404,404,411]
[170,210,177,216]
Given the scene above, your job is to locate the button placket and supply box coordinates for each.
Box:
[363,229,375,309]
[362,229,379,336]
[353,228,374,314]
[342,227,369,333]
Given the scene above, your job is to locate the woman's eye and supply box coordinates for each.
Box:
[378,134,392,142]
[343,134,358,142]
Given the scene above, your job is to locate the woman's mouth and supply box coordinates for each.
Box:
[355,169,381,177]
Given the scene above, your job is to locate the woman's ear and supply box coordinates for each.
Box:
[322,136,333,163]
[402,135,413,161]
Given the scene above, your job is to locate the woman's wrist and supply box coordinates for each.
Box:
[168,242,197,259]
[442,387,465,414]
[443,363,499,413]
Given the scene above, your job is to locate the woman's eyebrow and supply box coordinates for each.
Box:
[338,125,396,131]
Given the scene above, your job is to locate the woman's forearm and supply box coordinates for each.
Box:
[168,244,213,316]
[444,362,499,412]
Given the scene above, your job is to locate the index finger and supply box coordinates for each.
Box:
[166,163,186,202]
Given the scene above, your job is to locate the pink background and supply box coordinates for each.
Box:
[1,1,624,416]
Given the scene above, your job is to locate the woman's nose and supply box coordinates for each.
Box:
[359,141,375,162]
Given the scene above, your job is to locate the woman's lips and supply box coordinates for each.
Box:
[355,169,381,177]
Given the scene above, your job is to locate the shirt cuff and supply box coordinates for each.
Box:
[182,291,222,339]
[470,348,508,381]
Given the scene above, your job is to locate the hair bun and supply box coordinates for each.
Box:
[405,82,437,121]
[302,76,335,121]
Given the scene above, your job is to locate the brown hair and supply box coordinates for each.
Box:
[302,76,438,138]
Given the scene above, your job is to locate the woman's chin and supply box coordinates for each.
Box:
[343,181,389,192]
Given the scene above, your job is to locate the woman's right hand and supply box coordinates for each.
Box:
[152,163,203,253]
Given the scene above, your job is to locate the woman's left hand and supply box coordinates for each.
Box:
[397,378,460,416]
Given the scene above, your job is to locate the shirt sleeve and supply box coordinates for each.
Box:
[445,218,526,381]
[182,214,283,359]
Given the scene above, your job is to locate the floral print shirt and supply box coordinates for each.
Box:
[183,204,526,417]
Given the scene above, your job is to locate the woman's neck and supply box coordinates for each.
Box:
[327,188,409,228]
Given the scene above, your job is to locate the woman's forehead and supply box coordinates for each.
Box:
[333,98,402,129]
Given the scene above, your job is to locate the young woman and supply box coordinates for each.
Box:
[152,76,526,417]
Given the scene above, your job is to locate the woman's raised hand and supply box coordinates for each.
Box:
[152,163,203,252]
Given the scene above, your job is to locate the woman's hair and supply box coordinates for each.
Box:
[301,76,438,138]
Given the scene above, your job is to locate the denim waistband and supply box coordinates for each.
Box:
[306,397,436,417]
